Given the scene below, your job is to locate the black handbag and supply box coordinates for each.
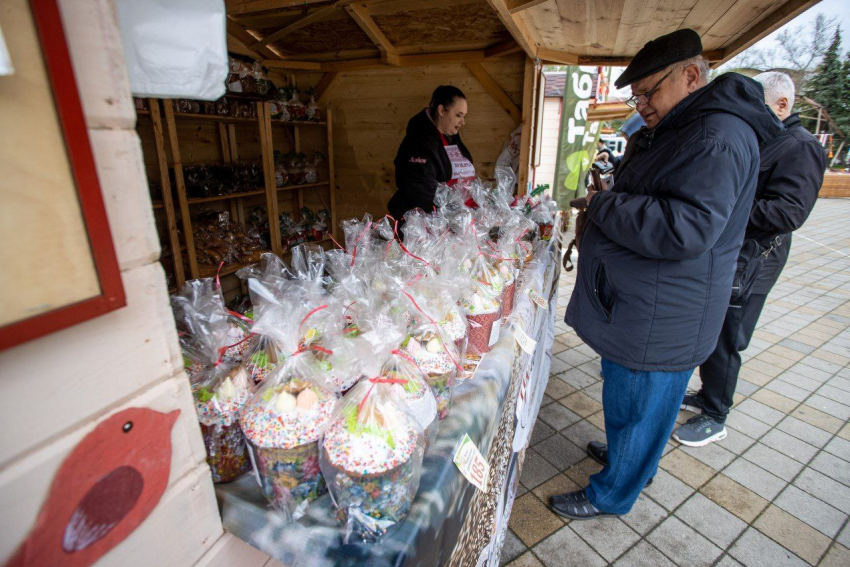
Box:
[730,236,781,306]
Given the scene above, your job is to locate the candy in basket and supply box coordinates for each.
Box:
[320,374,426,543]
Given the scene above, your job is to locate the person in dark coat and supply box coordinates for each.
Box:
[387,86,474,220]
[549,29,783,521]
[673,71,827,446]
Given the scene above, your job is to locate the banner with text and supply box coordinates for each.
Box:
[552,66,601,205]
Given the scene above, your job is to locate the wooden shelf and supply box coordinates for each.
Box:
[141,98,336,286]
[187,190,266,205]
[276,181,329,192]
[172,112,258,124]
[271,120,328,127]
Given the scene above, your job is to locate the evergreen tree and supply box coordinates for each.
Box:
[806,27,847,133]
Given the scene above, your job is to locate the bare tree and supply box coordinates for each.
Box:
[721,13,838,76]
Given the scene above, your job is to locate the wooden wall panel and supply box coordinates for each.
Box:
[318,54,525,222]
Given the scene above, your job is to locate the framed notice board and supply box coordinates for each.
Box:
[0,0,125,351]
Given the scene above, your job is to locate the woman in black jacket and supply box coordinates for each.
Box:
[387,86,474,220]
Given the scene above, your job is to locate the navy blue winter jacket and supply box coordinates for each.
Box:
[565,73,784,372]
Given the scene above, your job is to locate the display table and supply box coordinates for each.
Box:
[216,235,561,567]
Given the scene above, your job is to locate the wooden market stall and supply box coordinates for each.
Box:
[138,0,824,291]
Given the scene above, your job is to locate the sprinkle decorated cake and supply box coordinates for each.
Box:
[192,365,254,483]
[240,377,337,519]
[321,387,423,543]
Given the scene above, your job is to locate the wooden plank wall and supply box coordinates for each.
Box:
[0,1,223,564]
[307,54,526,222]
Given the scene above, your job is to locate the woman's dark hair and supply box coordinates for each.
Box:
[429,85,466,118]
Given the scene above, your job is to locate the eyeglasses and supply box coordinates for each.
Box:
[625,69,673,109]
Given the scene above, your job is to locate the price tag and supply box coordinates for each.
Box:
[527,289,548,310]
[489,319,502,346]
[513,324,537,355]
[454,433,490,492]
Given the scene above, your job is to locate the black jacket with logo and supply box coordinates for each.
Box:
[388,109,473,219]
[747,113,827,294]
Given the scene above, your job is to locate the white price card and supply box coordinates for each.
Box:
[454,433,490,492]
[513,324,537,355]
[489,319,502,346]
[527,289,548,309]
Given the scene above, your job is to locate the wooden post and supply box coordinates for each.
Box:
[327,108,337,242]
[294,126,303,218]
[148,99,185,289]
[258,101,283,256]
[163,100,200,279]
[816,107,823,135]
[517,57,538,196]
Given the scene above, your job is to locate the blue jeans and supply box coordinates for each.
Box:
[586,358,692,514]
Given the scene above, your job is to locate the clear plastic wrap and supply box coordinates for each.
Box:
[460,252,505,359]
[238,284,345,520]
[172,279,255,483]
[319,376,425,543]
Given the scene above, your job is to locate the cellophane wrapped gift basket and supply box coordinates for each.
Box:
[172,279,254,483]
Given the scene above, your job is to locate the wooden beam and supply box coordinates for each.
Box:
[484,40,522,58]
[506,0,548,14]
[485,0,537,60]
[319,49,487,71]
[226,0,329,15]
[315,72,339,102]
[251,0,350,50]
[517,57,538,196]
[226,18,281,60]
[345,3,400,66]
[262,59,323,70]
[537,48,579,66]
[718,0,823,64]
[575,49,725,67]
[465,62,522,124]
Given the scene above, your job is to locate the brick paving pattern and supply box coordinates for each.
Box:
[503,199,850,566]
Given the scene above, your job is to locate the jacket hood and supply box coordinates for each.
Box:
[407,108,441,138]
[660,73,784,145]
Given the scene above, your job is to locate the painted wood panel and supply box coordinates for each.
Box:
[0,376,210,563]
[0,263,183,466]
[89,130,161,272]
[57,0,135,130]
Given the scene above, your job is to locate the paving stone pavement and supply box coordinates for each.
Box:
[503,199,850,567]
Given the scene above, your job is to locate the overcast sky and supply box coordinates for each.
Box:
[610,0,850,99]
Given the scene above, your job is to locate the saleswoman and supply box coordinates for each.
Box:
[388,85,474,220]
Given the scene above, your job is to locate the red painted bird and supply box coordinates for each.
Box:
[5,407,180,567]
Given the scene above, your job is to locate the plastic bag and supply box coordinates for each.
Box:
[116,0,228,100]
[193,364,254,483]
[320,376,425,543]
[172,279,255,483]
[239,286,344,519]
[461,253,504,359]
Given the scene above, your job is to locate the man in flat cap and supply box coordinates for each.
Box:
[550,29,783,520]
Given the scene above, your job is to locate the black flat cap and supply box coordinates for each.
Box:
[615,29,703,88]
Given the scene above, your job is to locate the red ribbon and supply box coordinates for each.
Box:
[298,304,328,334]
[215,261,225,290]
[358,373,409,415]
[350,221,372,267]
[292,344,333,356]
[228,309,254,324]
[215,332,256,366]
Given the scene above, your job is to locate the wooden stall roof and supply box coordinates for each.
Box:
[225,0,822,70]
